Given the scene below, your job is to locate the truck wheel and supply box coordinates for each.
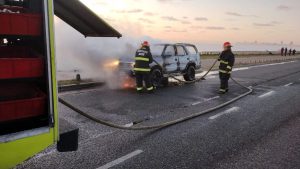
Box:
[151,68,163,87]
[184,65,196,81]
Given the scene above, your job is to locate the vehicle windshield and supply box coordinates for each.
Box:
[151,45,165,56]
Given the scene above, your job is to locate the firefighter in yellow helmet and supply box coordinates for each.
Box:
[134,41,154,93]
[218,42,235,94]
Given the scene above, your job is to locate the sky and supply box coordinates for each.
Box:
[55,0,299,74]
[78,0,300,47]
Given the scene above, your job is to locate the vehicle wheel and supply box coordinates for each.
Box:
[150,68,165,87]
[184,65,196,81]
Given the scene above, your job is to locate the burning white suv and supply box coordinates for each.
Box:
[119,43,201,87]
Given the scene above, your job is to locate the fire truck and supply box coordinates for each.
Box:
[0,0,121,168]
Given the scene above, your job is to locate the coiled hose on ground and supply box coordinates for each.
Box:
[58,59,253,130]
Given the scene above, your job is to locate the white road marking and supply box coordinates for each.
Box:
[206,75,217,79]
[209,107,240,120]
[258,91,275,98]
[250,61,296,68]
[124,123,134,127]
[284,83,293,87]
[191,96,220,106]
[233,67,249,71]
[97,150,143,169]
[195,61,297,80]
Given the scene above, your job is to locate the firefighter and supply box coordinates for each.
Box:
[134,41,154,93]
[281,47,284,56]
[293,49,296,55]
[284,48,288,56]
[218,42,235,94]
[289,49,292,56]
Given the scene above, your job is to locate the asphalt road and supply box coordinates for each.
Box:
[17,60,300,169]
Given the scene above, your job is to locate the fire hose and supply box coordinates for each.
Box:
[58,58,253,130]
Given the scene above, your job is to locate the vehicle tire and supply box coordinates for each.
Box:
[184,65,196,81]
[150,67,166,87]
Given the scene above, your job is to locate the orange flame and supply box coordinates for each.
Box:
[122,76,136,89]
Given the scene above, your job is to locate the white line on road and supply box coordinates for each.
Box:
[258,91,275,98]
[233,67,249,71]
[284,83,293,87]
[229,60,297,73]
[97,150,143,169]
[209,107,240,120]
[124,123,134,127]
[250,61,296,68]
[192,96,220,106]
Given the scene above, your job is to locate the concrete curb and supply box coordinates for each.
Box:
[58,82,104,93]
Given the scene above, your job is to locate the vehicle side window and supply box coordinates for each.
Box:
[176,46,187,56]
[186,46,198,55]
[164,45,175,56]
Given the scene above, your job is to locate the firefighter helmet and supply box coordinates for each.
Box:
[142,41,150,47]
[223,42,232,47]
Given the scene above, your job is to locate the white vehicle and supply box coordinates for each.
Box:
[119,43,201,87]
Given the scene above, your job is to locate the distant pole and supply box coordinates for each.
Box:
[76,74,81,81]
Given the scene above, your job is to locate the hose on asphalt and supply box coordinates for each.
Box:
[58,59,253,130]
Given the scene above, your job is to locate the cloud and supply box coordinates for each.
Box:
[161,16,180,21]
[206,26,225,30]
[277,5,291,11]
[271,21,281,25]
[181,21,191,24]
[172,30,187,33]
[253,23,274,27]
[226,12,258,18]
[190,26,202,29]
[194,17,208,21]
[226,12,243,17]
[165,29,187,33]
[144,12,156,16]
[231,27,240,30]
[253,20,282,27]
[138,18,155,24]
[115,9,143,13]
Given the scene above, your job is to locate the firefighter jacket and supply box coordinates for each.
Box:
[219,50,235,77]
[134,46,153,73]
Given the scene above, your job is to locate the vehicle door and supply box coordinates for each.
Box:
[176,45,189,71]
[162,45,179,72]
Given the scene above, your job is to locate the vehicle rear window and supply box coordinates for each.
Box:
[186,46,198,55]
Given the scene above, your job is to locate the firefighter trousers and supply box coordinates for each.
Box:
[135,72,153,92]
[219,73,230,92]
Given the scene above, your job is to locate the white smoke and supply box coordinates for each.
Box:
[54,16,163,83]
